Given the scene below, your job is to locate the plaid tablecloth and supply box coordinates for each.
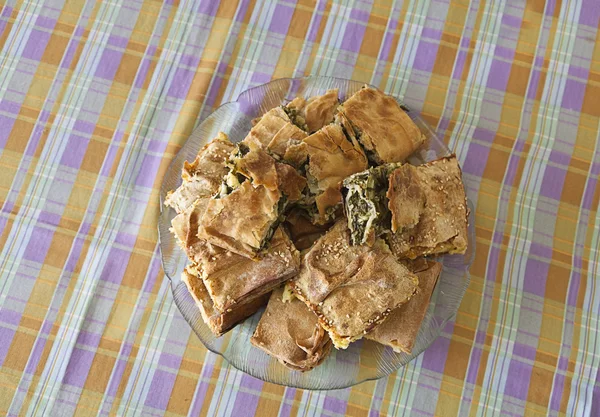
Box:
[1,0,599,416]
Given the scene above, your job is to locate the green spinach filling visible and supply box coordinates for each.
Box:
[343,163,402,245]
[282,105,308,132]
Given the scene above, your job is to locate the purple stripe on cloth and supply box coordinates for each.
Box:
[539,165,566,199]
[0,99,21,114]
[73,119,96,135]
[60,134,90,169]
[22,29,50,61]
[235,0,252,22]
[251,72,271,84]
[99,247,131,285]
[63,348,95,387]
[108,34,129,49]
[501,13,522,29]
[422,329,452,374]
[0,327,16,366]
[513,342,537,361]
[135,153,162,188]
[188,361,215,417]
[473,126,497,143]
[143,252,163,293]
[167,68,195,98]
[0,114,17,148]
[0,308,21,326]
[231,374,263,416]
[158,352,182,369]
[341,22,366,53]
[270,4,294,35]
[38,211,61,227]
[548,149,572,166]
[23,226,53,263]
[100,142,119,177]
[278,388,296,417]
[466,347,482,384]
[324,395,348,414]
[463,142,490,177]
[413,40,440,72]
[24,335,47,374]
[421,27,442,41]
[487,58,512,91]
[568,65,589,79]
[561,79,586,112]
[578,0,600,27]
[198,0,219,15]
[523,257,549,297]
[95,49,124,80]
[307,0,326,42]
[106,343,133,397]
[145,369,177,409]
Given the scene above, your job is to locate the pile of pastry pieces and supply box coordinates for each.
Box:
[165,86,468,372]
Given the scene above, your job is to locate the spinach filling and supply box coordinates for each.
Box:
[342,163,402,245]
[282,105,308,132]
[214,143,252,199]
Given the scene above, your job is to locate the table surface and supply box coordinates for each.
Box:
[1,0,599,416]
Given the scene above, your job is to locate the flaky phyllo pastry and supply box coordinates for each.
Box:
[251,286,332,371]
[164,86,468,371]
[289,220,419,349]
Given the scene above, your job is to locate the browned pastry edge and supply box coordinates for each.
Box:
[366,259,442,353]
[250,287,333,371]
[181,266,269,337]
[386,154,469,259]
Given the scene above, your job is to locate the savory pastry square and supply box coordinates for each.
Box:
[337,87,424,164]
[196,227,300,313]
[182,266,269,337]
[164,132,235,213]
[366,259,442,353]
[171,199,300,309]
[203,143,306,258]
[251,286,332,371]
[266,122,308,163]
[303,124,368,224]
[286,89,339,133]
[243,107,291,148]
[290,220,419,349]
[342,163,402,246]
[386,155,468,259]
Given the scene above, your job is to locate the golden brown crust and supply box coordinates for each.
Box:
[304,89,339,132]
[304,124,368,224]
[366,260,442,353]
[235,144,280,191]
[275,163,307,203]
[386,155,468,259]
[242,107,290,148]
[290,220,419,349]
[170,198,212,265]
[200,181,281,258]
[251,287,332,371]
[182,266,269,336]
[165,134,235,213]
[387,163,425,232]
[188,227,299,313]
[267,122,308,159]
[339,87,424,164]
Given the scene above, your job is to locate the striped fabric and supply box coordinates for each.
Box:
[0,0,598,416]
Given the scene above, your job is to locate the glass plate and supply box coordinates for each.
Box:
[158,76,475,390]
